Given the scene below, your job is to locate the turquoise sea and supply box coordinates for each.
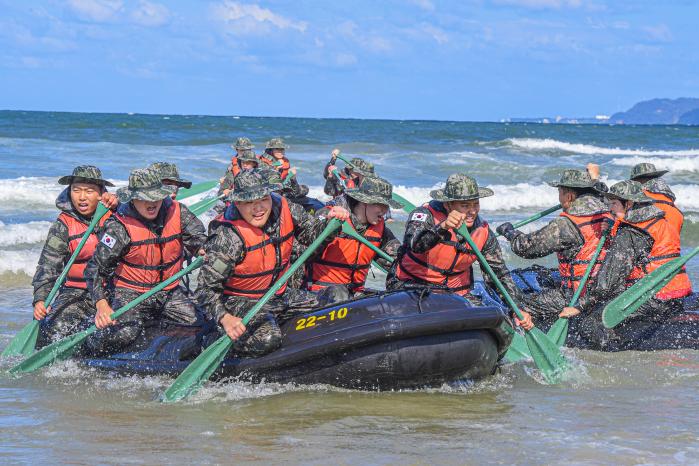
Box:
[1,110,698,464]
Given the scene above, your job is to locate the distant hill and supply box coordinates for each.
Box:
[610,98,699,125]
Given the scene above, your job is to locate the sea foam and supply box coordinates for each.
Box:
[0,221,52,247]
[610,155,699,172]
[506,138,699,157]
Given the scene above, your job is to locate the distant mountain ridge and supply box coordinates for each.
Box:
[610,98,699,125]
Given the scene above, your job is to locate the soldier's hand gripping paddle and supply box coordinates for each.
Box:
[455,224,568,383]
[495,204,562,237]
[547,230,610,346]
[9,258,203,374]
[602,245,699,329]
[161,219,343,402]
[176,180,219,200]
[2,203,111,359]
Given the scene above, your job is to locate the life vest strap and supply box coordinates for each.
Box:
[314,258,371,271]
[113,274,161,288]
[405,250,463,277]
[245,231,294,252]
[129,233,182,247]
[230,262,289,279]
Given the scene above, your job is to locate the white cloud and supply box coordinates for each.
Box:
[421,23,448,44]
[66,0,123,22]
[409,0,435,11]
[211,1,307,35]
[643,24,672,43]
[130,1,170,27]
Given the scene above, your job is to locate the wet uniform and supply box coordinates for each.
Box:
[32,189,110,346]
[197,194,340,357]
[84,198,206,355]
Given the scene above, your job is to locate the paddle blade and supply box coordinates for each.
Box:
[9,329,91,374]
[524,327,568,384]
[190,197,219,217]
[546,318,569,347]
[504,333,530,362]
[1,320,40,358]
[161,335,233,403]
[176,180,218,200]
[391,193,416,212]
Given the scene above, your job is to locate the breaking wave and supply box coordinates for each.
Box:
[506,138,699,157]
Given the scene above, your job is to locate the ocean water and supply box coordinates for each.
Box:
[0,110,698,464]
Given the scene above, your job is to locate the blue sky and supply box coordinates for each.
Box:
[0,0,697,121]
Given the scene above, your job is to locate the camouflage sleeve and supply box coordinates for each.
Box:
[195,225,245,323]
[218,170,235,195]
[479,228,527,305]
[576,227,652,312]
[179,203,207,255]
[509,217,583,259]
[32,220,70,305]
[84,218,131,304]
[323,161,343,197]
[290,201,339,247]
[403,207,450,254]
[376,226,401,270]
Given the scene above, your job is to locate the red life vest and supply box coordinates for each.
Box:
[557,212,613,292]
[57,211,112,289]
[113,202,183,292]
[395,204,489,296]
[260,154,291,181]
[305,216,384,292]
[643,189,684,234]
[215,196,295,299]
[623,215,693,300]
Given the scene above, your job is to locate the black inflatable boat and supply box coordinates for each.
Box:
[82,290,512,390]
[499,266,699,351]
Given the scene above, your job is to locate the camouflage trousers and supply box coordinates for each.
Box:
[523,287,575,330]
[37,287,94,348]
[86,286,198,356]
[220,286,342,357]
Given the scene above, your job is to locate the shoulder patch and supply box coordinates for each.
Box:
[410,212,428,222]
[101,233,116,249]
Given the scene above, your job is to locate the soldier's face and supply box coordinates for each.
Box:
[133,199,163,220]
[236,195,273,228]
[446,200,480,227]
[270,149,285,160]
[558,188,576,210]
[363,203,389,225]
[241,161,258,170]
[608,198,630,218]
[350,171,364,184]
[70,182,102,216]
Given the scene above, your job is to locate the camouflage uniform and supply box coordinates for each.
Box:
[196,170,340,357]
[323,157,375,198]
[149,161,192,192]
[218,148,259,195]
[498,170,610,324]
[386,174,526,307]
[571,181,686,350]
[306,177,401,299]
[33,166,115,346]
[85,169,207,356]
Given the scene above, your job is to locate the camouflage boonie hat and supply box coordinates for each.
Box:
[237,149,259,164]
[629,163,668,181]
[430,174,494,202]
[348,158,375,177]
[547,169,596,189]
[232,137,254,151]
[265,138,288,150]
[148,162,192,191]
[58,165,115,187]
[117,168,173,203]
[345,176,402,209]
[227,168,283,202]
[602,180,654,203]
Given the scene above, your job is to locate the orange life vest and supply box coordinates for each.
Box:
[643,189,684,234]
[395,204,489,296]
[229,156,241,177]
[260,154,291,180]
[113,201,183,292]
[557,212,613,292]
[57,211,112,289]
[305,216,384,292]
[215,195,295,299]
[623,215,692,300]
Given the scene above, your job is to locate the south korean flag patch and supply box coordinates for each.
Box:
[410,212,428,222]
[101,233,117,249]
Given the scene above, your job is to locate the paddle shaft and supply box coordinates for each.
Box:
[496,204,562,237]
[456,225,524,320]
[341,222,393,263]
[176,180,218,200]
[330,168,348,189]
[568,232,609,307]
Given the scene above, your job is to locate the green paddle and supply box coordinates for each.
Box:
[496,204,562,237]
[9,257,203,375]
[189,194,226,217]
[391,192,416,212]
[161,219,343,402]
[330,168,348,190]
[456,224,568,383]
[340,223,393,263]
[602,245,699,329]
[2,203,111,359]
[547,231,610,346]
[176,180,218,200]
